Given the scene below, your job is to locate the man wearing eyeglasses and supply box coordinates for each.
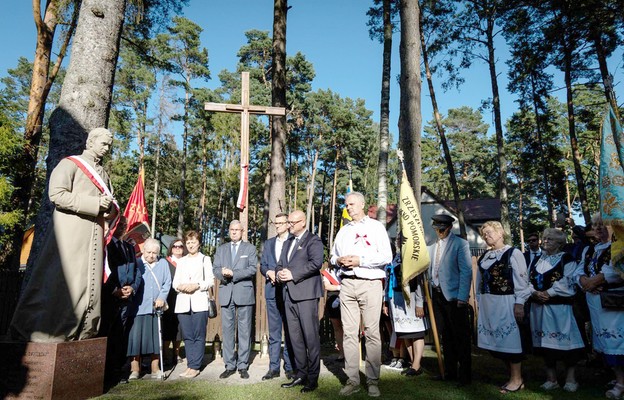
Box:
[276,210,324,393]
[428,214,473,387]
[524,233,542,272]
[213,220,258,379]
[259,212,296,381]
[330,192,392,398]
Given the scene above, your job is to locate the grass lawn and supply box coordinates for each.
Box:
[95,347,615,400]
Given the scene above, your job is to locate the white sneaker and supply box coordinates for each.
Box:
[540,380,560,390]
[563,382,579,392]
[128,371,140,381]
[606,383,624,399]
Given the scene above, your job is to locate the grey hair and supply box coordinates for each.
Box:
[143,238,160,252]
[542,228,567,249]
[229,220,242,228]
[346,191,365,204]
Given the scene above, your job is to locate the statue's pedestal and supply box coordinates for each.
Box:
[0,337,106,400]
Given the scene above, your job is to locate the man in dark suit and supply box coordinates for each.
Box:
[213,220,258,379]
[520,231,541,355]
[259,212,295,380]
[523,232,542,273]
[277,210,324,393]
[100,216,141,384]
[427,214,473,387]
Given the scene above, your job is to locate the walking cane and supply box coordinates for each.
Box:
[155,306,165,381]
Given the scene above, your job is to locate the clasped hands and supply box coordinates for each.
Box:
[177,282,200,294]
[531,290,551,304]
[113,285,134,299]
[579,275,603,294]
[337,255,361,269]
[277,268,293,282]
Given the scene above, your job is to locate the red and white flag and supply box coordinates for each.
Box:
[236,164,249,210]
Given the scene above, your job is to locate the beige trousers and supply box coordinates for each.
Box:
[339,278,383,385]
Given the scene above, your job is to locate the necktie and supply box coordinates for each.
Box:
[434,240,441,284]
[288,238,299,261]
[117,240,127,260]
[231,243,238,265]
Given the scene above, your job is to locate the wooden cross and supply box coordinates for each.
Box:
[204,71,286,240]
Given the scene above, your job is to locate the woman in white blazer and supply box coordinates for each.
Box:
[173,230,214,379]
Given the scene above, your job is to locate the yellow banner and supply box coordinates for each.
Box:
[399,172,430,301]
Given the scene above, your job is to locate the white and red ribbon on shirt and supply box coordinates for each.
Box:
[236,164,249,211]
[355,233,371,246]
[67,155,119,282]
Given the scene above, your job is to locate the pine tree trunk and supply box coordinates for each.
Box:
[177,86,190,238]
[328,158,339,251]
[9,0,78,269]
[27,0,126,275]
[563,43,591,225]
[267,0,288,239]
[421,27,467,239]
[485,16,510,235]
[305,149,319,230]
[376,0,392,228]
[591,28,620,120]
[531,73,554,226]
[398,0,422,201]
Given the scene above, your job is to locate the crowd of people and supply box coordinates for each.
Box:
[99,191,624,399]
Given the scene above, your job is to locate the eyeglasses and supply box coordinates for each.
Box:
[288,220,303,225]
[274,222,287,225]
[172,244,184,249]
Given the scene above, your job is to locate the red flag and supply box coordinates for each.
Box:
[123,169,151,254]
[237,164,248,210]
[124,169,150,230]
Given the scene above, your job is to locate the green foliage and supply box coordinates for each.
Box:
[423,107,496,200]
[0,111,24,260]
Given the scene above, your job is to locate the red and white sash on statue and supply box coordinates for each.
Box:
[67,155,119,282]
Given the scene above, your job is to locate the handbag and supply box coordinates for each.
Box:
[203,256,218,318]
[207,287,218,319]
[600,289,624,310]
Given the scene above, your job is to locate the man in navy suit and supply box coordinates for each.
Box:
[523,232,542,273]
[277,210,324,393]
[100,216,141,384]
[427,214,473,387]
[213,220,258,379]
[260,212,295,380]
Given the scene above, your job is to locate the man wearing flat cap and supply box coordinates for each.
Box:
[427,214,472,386]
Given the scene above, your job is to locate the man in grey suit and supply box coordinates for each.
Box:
[277,210,324,393]
[427,214,473,387]
[213,220,258,379]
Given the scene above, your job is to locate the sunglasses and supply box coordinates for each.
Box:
[172,244,184,249]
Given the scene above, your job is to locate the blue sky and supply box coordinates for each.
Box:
[1,1,622,159]
[0,0,520,146]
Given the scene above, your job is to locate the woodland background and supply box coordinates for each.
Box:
[0,0,622,269]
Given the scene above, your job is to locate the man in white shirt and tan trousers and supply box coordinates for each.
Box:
[330,191,392,397]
